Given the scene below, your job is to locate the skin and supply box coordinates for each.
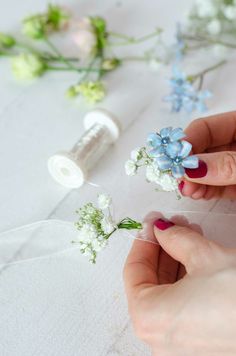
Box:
[124,113,236,355]
[182,111,236,199]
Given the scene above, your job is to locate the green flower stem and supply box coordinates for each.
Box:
[117,217,143,230]
[44,37,77,71]
[78,56,98,83]
[108,29,161,46]
[189,59,226,88]
[47,65,100,73]
[183,34,236,49]
[15,42,41,55]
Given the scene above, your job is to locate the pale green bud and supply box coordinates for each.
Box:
[11,53,46,80]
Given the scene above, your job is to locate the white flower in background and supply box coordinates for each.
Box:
[223,6,236,20]
[207,19,221,35]
[97,194,112,210]
[73,17,97,57]
[125,159,137,176]
[195,0,217,18]
[130,147,142,161]
[101,216,116,234]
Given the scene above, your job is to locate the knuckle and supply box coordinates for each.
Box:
[219,152,236,182]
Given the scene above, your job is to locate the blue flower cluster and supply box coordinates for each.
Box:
[164,66,212,113]
[147,127,199,178]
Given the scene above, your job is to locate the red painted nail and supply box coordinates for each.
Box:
[154,218,175,231]
[178,181,185,194]
[185,160,208,179]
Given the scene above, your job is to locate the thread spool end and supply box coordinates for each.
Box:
[48,153,86,188]
[83,109,120,142]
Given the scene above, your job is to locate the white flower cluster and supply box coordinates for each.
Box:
[188,0,236,36]
[75,194,117,263]
[125,147,178,193]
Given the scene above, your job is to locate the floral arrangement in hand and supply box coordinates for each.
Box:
[125,127,199,196]
[76,126,199,263]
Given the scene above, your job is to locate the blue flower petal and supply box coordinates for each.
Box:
[171,165,185,178]
[147,133,161,147]
[149,147,165,157]
[156,155,172,171]
[165,142,182,158]
[169,128,186,141]
[160,127,172,138]
[182,155,199,169]
[179,140,192,158]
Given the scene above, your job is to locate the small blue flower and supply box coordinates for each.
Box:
[164,65,212,113]
[183,90,212,113]
[156,140,199,178]
[147,127,186,157]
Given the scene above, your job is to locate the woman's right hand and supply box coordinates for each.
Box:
[180,111,236,200]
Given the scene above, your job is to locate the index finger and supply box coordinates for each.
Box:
[185,111,236,153]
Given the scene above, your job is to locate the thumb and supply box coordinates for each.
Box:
[185,151,236,186]
[153,218,219,274]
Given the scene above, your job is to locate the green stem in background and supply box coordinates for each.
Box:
[183,34,236,49]
[108,29,161,46]
[188,59,227,89]
[78,56,98,83]
[47,65,100,73]
[44,37,77,71]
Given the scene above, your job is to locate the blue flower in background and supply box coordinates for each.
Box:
[156,140,199,178]
[164,65,211,113]
[183,90,212,113]
[147,127,186,157]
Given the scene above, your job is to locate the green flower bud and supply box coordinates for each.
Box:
[0,33,16,48]
[22,15,46,39]
[47,4,70,31]
[90,16,106,33]
[101,58,121,71]
[66,85,79,98]
[77,81,106,103]
[11,53,46,80]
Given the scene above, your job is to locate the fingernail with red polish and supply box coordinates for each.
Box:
[185,160,208,179]
[178,181,185,194]
[154,218,175,231]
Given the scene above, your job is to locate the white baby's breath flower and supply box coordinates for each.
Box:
[146,164,160,183]
[196,0,217,18]
[125,160,137,176]
[130,147,142,162]
[101,216,116,234]
[97,194,112,210]
[158,173,178,192]
[73,17,96,57]
[207,19,221,35]
[223,6,236,20]
[77,223,97,242]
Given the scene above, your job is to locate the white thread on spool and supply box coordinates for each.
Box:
[48,109,120,188]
